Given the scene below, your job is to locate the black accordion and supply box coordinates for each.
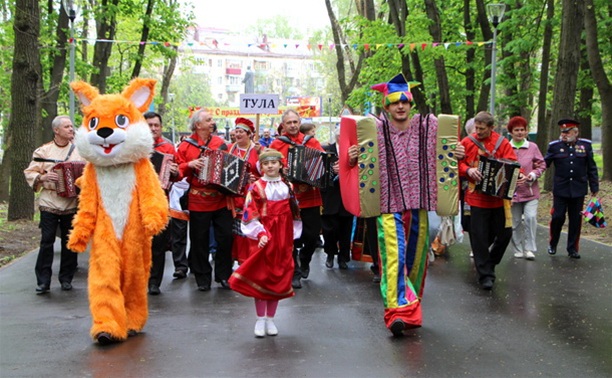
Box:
[287,145,334,189]
[475,156,520,199]
[197,149,250,196]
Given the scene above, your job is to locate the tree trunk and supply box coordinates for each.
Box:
[536,0,554,164]
[131,0,155,79]
[90,0,120,93]
[584,0,612,180]
[157,46,178,117]
[545,0,584,191]
[475,0,493,113]
[423,0,451,114]
[578,48,593,140]
[41,2,70,144]
[7,0,40,221]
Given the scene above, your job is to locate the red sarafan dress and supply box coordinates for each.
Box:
[229,176,302,301]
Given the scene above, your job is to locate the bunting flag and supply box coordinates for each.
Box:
[69,37,493,51]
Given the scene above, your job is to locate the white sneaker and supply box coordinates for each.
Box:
[524,251,535,260]
[254,318,265,338]
[514,251,524,258]
[265,318,278,336]
[469,251,474,258]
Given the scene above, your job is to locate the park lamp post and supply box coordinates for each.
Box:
[62,0,77,123]
[487,3,505,117]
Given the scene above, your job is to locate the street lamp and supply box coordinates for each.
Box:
[487,3,505,117]
[62,0,77,122]
[225,119,230,141]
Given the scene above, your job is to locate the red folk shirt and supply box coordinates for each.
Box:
[459,131,518,208]
[228,142,261,209]
[269,132,323,209]
[153,136,176,155]
[176,133,229,212]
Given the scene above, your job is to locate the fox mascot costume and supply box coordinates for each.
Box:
[68,78,168,345]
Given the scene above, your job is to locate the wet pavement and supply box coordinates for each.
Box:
[1,225,611,377]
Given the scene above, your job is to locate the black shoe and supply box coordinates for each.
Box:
[291,276,302,289]
[148,285,160,295]
[390,320,405,337]
[547,246,556,255]
[197,285,211,292]
[338,260,348,270]
[96,332,119,345]
[301,267,310,279]
[127,329,138,337]
[325,255,334,269]
[60,282,73,291]
[219,280,231,289]
[568,251,581,259]
[372,274,381,283]
[173,270,187,279]
[36,285,50,295]
[480,277,494,290]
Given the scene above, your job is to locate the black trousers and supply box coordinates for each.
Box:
[321,213,353,263]
[171,218,189,273]
[149,226,171,287]
[469,206,512,283]
[549,195,584,254]
[189,208,233,287]
[364,217,380,271]
[35,211,78,287]
[294,206,322,277]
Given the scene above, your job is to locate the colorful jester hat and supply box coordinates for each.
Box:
[370,73,420,106]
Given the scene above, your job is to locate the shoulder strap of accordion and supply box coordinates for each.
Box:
[490,134,505,156]
[33,157,63,163]
[467,134,504,157]
[63,144,76,161]
[302,134,313,145]
[277,136,296,146]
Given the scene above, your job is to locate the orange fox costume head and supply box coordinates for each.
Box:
[71,78,156,166]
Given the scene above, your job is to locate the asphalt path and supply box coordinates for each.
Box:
[1,225,610,377]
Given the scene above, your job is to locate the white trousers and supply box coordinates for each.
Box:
[510,199,539,253]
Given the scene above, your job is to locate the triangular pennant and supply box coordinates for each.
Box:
[421,43,427,51]
[409,43,416,51]
[444,43,450,49]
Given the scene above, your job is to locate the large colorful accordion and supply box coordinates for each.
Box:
[197,149,250,196]
[475,156,520,199]
[435,114,460,216]
[338,115,381,218]
[52,161,86,198]
[150,151,174,190]
[286,145,334,189]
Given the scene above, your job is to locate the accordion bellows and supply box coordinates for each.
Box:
[53,161,86,198]
[197,149,250,196]
[338,115,381,218]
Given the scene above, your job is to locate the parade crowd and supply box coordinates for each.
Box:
[24,73,599,340]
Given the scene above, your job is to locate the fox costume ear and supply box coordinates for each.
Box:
[71,81,99,107]
[122,78,157,113]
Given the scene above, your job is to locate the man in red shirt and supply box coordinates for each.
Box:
[144,111,183,295]
[460,111,521,290]
[270,109,324,289]
[176,109,233,291]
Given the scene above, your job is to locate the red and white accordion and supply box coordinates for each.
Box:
[197,149,250,196]
[150,151,174,190]
[475,156,520,199]
[286,145,334,189]
[52,161,86,198]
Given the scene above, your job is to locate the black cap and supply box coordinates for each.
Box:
[557,119,580,129]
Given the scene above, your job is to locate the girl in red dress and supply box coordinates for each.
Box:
[228,149,302,338]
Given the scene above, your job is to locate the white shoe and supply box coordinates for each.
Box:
[265,318,278,336]
[254,318,265,338]
[469,251,474,258]
[514,251,524,258]
[524,251,535,260]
